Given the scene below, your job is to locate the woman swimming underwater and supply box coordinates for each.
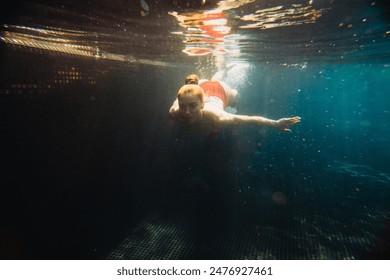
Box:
[169,74,301,132]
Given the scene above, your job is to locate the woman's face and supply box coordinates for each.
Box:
[178,93,203,124]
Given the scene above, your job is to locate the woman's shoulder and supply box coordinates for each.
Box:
[202,106,226,120]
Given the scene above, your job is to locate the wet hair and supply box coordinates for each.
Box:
[177,84,204,105]
[184,74,200,85]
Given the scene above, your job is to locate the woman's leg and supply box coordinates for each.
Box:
[219,81,238,108]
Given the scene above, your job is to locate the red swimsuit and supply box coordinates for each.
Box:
[199,81,228,108]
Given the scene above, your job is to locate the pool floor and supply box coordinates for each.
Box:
[106,173,390,260]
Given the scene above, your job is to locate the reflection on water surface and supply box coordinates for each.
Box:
[1,0,389,65]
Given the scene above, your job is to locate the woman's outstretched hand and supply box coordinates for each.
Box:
[274,116,301,132]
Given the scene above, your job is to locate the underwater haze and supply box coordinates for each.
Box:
[1,0,390,259]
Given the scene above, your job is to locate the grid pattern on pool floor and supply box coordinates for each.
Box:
[106,186,390,260]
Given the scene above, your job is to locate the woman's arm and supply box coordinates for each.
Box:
[205,109,301,132]
[169,99,180,119]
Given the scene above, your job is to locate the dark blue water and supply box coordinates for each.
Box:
[1,0,390,259]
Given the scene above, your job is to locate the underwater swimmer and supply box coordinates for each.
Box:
[169,74,301,132]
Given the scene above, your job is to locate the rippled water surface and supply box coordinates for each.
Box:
[2,0,390,65]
